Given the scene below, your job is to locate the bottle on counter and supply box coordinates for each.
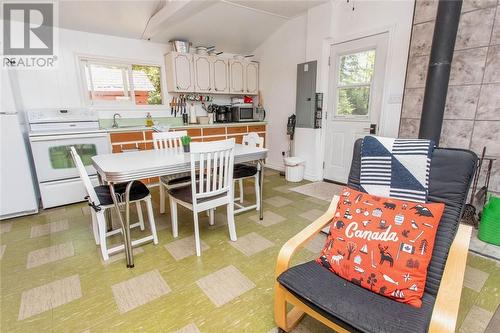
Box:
[146,112,154,127]
[189,103,197,124]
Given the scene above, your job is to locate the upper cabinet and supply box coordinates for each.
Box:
[165,53,258,95]
[245,61,259,95]
[229,59,245,93]
[165,52,194,92]
[212,57,229,93]
[193,55,212,93]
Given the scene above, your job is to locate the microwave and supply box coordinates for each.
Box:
[231,105,266,122]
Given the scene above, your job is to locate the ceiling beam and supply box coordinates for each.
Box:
[142,0,217,40]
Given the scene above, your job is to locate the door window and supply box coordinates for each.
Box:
[335,50,375,117]
[49,144,97,169]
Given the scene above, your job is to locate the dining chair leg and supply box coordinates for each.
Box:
[254,174,261,211]
[193,212,201,256]
[169,197,178,238]
[90,209,100,245]
[208,209,215,226]
[96,211,109,260]
[136,201,145,230]
[239,179,244,203]
[226,203,237,241]
[145,197,158,244]
[159,182,166,214]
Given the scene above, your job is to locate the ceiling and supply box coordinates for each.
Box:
[56,0,326,53]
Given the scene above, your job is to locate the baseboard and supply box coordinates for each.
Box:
[264,162,285,172]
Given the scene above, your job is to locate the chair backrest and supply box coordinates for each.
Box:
[152,130,187,149]
[190,139,235,205]
[348,139,477,296]
[70,146,100,205]
[242,132,264,148]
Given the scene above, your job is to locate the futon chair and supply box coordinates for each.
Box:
[274,139,477,333]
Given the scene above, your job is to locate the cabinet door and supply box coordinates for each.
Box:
[172,53,193,92]
[229,59,245,93]
[212,57,229,93]
[193,55,212,93]
[245,61,259,95]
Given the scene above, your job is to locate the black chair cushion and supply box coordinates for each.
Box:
[234,163,258,179]
[348,139,477,296]
[278,261,435,333]
[94,181,150,206]
[168,184,226,204]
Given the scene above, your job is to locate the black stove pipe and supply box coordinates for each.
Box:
[418,0,463,145]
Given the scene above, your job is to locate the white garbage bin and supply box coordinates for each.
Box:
[283,157,305,182]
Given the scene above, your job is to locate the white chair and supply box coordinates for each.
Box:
[70,147,158,261]
[153,130,192,214]
[168,139,236,256]
[234,132,264,214]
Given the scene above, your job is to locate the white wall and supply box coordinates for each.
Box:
[254,0,414,181]
[4,28,171,119]
[252,15,307,170]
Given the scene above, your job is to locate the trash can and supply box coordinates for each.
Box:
[284,157,305,182]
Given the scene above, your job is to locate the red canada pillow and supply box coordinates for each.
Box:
[317,187,445,307]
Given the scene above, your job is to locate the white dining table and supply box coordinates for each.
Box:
[92,144,268,268]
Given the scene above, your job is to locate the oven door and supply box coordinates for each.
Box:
[30,132,110,183]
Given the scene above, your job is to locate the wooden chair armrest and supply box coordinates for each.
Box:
[428,223,472,333]
[275,196,339,278]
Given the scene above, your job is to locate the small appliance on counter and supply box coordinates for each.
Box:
[231,104,265,122]
[215,105,232,123]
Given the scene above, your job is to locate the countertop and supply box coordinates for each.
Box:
[103,121,267,133]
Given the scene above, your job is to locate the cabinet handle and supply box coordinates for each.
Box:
[208,87,212,91]
[177,85,180,90]
[215,88,218,91]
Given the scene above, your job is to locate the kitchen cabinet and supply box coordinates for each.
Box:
[212,57,229,93]
[165,52,194,92]
[245,61,259,94]
[229,59,245,93]
[165,53,258,95]
[193,55,212,93]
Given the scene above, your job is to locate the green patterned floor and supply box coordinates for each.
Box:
[0,171,499,333]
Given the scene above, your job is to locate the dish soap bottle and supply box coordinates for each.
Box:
[146,112,153,127]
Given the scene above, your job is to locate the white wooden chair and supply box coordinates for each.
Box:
[70,147,158,261]
[153,130,192,214]
[168,139,237,256]
[234,132,264,214]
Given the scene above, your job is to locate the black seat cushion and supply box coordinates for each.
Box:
[278,261,436,333]
[168,184,226,204]
[94,181,150,206]
[276,140,476,333]
[234,163,258,179]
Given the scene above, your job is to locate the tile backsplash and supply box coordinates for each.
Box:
[400,0,500,194]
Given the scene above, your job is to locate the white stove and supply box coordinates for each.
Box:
[27,108,110,208]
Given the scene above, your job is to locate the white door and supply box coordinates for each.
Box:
[212,57,229,93]
[245,61,259,95]
[229,59,245,93]
[193,55,212,93]
[323,33,388,183]
[173,53,193,92]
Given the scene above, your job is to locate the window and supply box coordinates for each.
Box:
[80,58,163,106]
[49,144,96,169]
[335,49,375,116]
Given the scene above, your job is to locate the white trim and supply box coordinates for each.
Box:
[75,53,167,110]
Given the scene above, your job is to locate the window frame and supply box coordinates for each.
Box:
[334,48,376,120]
[77,55,165,109]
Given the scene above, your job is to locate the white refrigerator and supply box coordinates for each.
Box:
[0,112,38,219]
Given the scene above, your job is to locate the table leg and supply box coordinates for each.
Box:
[109,182,135,268]
[259,160,264,220]
[98,173,113,232]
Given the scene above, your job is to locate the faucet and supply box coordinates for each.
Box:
[112,113,121,128]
